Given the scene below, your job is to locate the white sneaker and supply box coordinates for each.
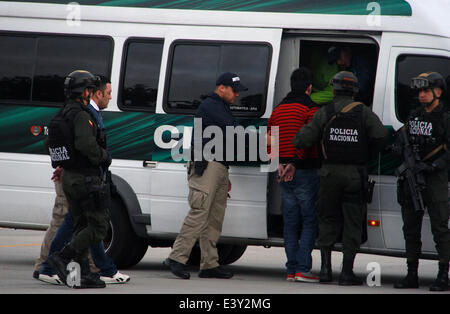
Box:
[100,271,130,284]
[38,274,63,285]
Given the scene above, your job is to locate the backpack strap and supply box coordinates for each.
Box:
[324,102,363,130]
[422,144,447,162]
[341,101,363,113]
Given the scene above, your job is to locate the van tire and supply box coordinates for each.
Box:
[219,244,247,265]
[187,243,247,266]
[104,196,148,269]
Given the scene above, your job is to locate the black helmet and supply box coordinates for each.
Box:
[410,72,447,92]
[64,70,99,99]
[330,71,359,93]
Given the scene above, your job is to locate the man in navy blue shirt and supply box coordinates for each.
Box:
[165,73,247,280]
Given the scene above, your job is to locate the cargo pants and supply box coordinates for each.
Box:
[34,181,69,272]
[316,164,367,257]
[35,180,100,273]
[62,170,110,259]
[169,161,229,270]
[398,169,450,264]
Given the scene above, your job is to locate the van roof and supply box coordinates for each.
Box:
[2,0,449,39]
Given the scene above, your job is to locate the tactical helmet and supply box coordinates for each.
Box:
[64,70,100,99]
[410,72,446,92]
[330,71,359,93]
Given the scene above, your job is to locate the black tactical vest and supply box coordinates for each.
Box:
[321,102,368,165]
[407,107,446,161]
[47,101,102,170]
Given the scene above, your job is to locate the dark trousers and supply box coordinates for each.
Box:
[280,169,319,274]
[316,165,366,256]
[41,214,117,277]
[62,173,110,259]
[398,170,450,264]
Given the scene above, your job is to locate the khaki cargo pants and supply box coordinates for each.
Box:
[169,161,229,270]
[34,181,69,272]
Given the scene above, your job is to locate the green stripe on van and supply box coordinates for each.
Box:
[18,0,413,16]
[0,104,266,164]
[0,103,406,174]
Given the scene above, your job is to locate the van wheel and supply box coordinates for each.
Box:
[104,196,148,269]
[219,244,247,265]
[187,243,247,266]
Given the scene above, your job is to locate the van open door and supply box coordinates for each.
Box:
[147,25,282,241]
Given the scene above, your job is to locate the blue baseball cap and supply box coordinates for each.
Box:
[216,72,248,92]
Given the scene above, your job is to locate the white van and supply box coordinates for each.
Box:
[0,0,448,268]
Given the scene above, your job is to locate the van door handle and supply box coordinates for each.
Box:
[143,161,157,168]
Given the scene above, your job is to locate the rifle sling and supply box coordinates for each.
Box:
[321,102,363,160]
[422,144,447,162]
[399,124,446,162]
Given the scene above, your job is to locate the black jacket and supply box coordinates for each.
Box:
[191,93,239,166]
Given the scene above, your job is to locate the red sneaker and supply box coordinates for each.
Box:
[286,274,295,282]
[295,272,319,283]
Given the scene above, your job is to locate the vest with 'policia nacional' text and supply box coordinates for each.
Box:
[47,101,103,170]
[407,106,447,162]
[321,102,368,165]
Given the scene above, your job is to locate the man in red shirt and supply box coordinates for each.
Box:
[267,67,321,283]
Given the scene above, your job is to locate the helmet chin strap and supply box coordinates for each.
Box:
[82,90,92,105]
[422,89,439,109]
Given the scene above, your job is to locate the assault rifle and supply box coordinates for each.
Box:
[394,127,426,212]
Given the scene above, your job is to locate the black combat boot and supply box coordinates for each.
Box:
[338,254,363,286]
[394,260,419,289]
[46,244,78,285]
[71,257,106,289]
[319,248,332,283]
[198,266,233,279]
[164,258,190,279]
[429,262,449,292]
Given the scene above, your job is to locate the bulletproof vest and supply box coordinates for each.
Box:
[47,102,101,170]
[407,108,446,161]
[321,102,368,165]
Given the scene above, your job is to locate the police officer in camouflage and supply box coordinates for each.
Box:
[394,72,450,292]
[46,70,111,289]
[293,71,388,285]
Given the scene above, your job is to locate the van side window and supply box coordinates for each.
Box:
[396,54,450,122]
[164,41,271,117]
[0,33,112,105]
[0,35,35,101]
[119,39,164,112]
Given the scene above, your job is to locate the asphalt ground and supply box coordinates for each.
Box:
[0,227,447,309]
